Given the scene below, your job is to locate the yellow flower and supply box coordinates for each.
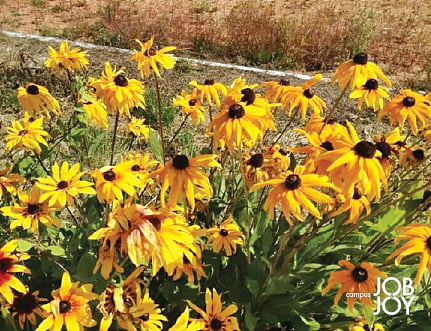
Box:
[250,164,335,224]
[88,61,145,117]
[331,53,392,91]
[0,166,25,199]
[0,240,31,304]
[37,162,96,207]
[172,89,207,126]
[17,83,60,118]
[322,260,386,312]
[349,319,385,331]
[207,216,244,256]
[330,188,371,224]
[126,117,150,141]
[373,128,405,177]
[151,154,220,210]
[44,41,89,74]
[9,290,47,329]
[36,271,98,331]
[388,223,431,285]
[80,97,109,129]
[208,102,274,151]
[5,113,49,153]
[123,152,159,190]
[379,89,431,135]
[189,79,227,106]
[259,78,297,110]
[1,187,60,235]
[168,308,197,331]
[349,78,390,111]
[304,113,350,138]
[188,288,240,331]
[91,161,140,203]
[130,36,176,78]
[283,74,326,122]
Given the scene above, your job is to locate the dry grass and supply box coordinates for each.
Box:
[0,0,430,86]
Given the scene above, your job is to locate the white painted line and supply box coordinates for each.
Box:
[1,30,329,82]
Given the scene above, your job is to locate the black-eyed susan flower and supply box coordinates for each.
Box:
[125,290,167,331]
[317,122,388,201]
[322,260,386,312]
[259,78,296,110]
[283,74,326,123]
[9,290,47,329]
[250,164,335,224]
[124,152,159,190]
[0,166,25,199]
[0,240,31,304]
[37,161,96,207]
[36,271,98,331]
[388,223,431,285]
[88,62,145,117]
[17,83,60,118]
[173,253,207,284]
[189,79,227,106]
[304,113,350,138]
[379,89,431,135]
[130,36,176,78]
[126,117,150,141]
[207,216,244,256]
[44,41,89,74]
[330,188,371,224]
[80,97,108,129]
[242,151,272,187]
[1,187,60,235]
[168,307,196,331]
[331,52,392,91]
[208,102,274,151]
[5,113,49,153]
[373,128,405,176]
[151,154,220,210]
[172,89,207,126]
[188,288,240,331]
[349,78,390,111]
[91,161,139,203]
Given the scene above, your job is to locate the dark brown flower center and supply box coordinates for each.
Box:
[26,84,39,95]
[354,141,376,158]
[13,292,39,314]
[364,79,378,90]
[241,88,256,105]
[395,140,406,147]
[422,190,431,203]
[219,229,229,237]
[59,300,71,314]
[204,79,215,85]
[353,53,368,65]
[131,164,141,171]
[402,96,415,107]
[18,130,28,136]
[352,267,368,282]
[103,170,116,181]
[0,258,13,272]
[248,153,264,168]
[425,236,431,251]
[27,203,40,215]
[327,118,337,124]
[284,174,301,190]
[320,141,334,151]
[303,88,315,99]
[57,180,69,190]
[172,155,189,170]
[140,313,150,321]
[353,188,362,200]
[114,75,128,87]
[412,149,424,161]
[279,79,290,86]
[210,318,223,330]
[148,216,161,231]
[228,104,245,119]
[375,141,392,159]
[144,48,156,56]
[188,98,197,106]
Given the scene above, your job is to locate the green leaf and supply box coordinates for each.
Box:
[50,246,66,257]
[149,129,164,162]
[15,240,34,252]
[244,303,258,331]
[76,253,96,280]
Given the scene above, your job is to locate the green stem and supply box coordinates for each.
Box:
[34,151,49,174]
[168,114,189,147]
[66,205,81,227]
[274,107,300,144]
[154,73,166,164]
[110,111,120,165]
